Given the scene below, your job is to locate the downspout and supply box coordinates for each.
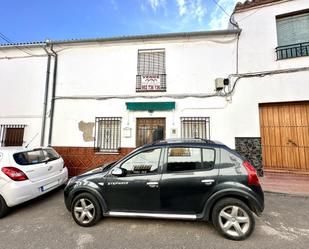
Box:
[48,45,58,146]
[40,46,52,146]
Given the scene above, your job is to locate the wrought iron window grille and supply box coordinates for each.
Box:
[181,117,210,140]
[94,117,121,153]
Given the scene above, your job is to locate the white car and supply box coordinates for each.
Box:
[0,147,68,217]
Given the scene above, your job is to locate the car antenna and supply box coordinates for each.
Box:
[25,133,39,148]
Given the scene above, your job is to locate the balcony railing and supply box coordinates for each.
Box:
[276,42,309,60]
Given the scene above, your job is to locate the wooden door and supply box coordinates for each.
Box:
[259,102,309,173]
[136,118,165,147]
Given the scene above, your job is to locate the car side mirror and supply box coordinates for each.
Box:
[111,168,126,177]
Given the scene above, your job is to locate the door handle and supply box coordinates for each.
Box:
[146,182,159,188]
[201,179,215,185]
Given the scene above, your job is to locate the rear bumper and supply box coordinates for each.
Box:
[0,167,68,207]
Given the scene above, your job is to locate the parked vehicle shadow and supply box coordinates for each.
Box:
[3,185,65,218]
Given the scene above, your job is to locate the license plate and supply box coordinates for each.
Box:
[39,180,59,192]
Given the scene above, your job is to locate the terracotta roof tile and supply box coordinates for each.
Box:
[235,0,286,12]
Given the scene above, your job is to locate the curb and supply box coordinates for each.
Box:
[264,190,309,198]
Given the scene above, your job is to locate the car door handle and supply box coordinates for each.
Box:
[201,179,215,185]
[146,182,159,188]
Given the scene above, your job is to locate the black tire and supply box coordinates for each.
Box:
[212,198,255,240]
[71,193,102,227]
[0,195,9,218]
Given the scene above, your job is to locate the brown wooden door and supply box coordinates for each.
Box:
[136,118,165,147]
[259,102,309,173]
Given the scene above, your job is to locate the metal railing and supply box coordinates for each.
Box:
[276,42,309,60]
[181,117,210,140]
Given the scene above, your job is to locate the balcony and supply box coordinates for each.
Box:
[276,42,309,60]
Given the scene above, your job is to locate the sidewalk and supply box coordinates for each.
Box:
[260,172,309,196]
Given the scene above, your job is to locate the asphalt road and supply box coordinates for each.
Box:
[0,189,309,249]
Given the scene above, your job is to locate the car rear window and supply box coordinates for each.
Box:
[220,148,243,167]
[13,148,61,165]
[14,150,46,165]
[43,148,60,161]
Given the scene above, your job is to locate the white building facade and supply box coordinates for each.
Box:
[0,0,308,176]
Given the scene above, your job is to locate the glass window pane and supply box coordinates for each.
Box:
[43,148,60,161]
[167,147,201,172]
[14,150,45,165]
[202,149,215,169]
[121,148,161,174]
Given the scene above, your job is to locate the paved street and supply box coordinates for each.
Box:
[0,188,309,249]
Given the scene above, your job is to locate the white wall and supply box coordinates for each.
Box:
[55,35,237,97]
[0,52,48,147]
[50,34,239,147]
[235,0,309,72]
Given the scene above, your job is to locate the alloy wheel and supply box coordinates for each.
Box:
[73,198,95,225]
[218,205,250,238]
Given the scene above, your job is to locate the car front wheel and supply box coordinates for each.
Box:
[71,193,102,227]
[212,198,255,240]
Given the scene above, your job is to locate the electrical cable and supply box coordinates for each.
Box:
[211,0,231,18]
[0,32,36,56]
[228,66,309,95]
[0,31,47,56]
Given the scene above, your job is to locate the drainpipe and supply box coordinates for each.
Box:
[40,47,52,146]
[48,45,58,146]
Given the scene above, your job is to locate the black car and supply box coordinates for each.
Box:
[64,139,264,240]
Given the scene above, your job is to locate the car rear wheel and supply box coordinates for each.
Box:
[0,195,9,218]
[212,198,255,240]
[71,193,102,227]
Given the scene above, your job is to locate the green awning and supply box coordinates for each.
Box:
[126,102,175,111]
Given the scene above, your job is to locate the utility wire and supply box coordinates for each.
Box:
[211,0,231,18]
[0,32,37,56]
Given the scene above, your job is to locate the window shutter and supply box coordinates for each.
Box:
[277,12,309,46]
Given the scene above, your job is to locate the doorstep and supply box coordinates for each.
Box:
[260,172,309,196]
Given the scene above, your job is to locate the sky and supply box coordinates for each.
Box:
[0,0,244,44]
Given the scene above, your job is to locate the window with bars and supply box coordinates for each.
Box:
[181,117,210,140]
[0,124,26,146]
[136,49,166,92]
[95,117,121,153]
[276,10,309,59]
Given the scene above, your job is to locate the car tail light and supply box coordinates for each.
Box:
[1,167,28,181]
[243,161,260,186]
